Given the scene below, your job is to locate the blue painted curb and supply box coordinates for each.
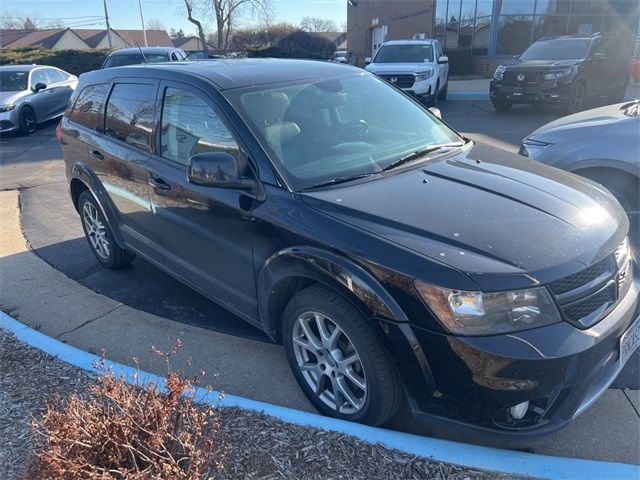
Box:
[448,92,489,100]
[2,311,638,480]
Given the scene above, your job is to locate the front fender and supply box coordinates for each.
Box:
[70,161,126,248]
[257,246,409,338]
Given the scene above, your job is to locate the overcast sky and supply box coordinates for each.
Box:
[10,0,347,33]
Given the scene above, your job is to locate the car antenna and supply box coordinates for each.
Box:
[135,42,148,63]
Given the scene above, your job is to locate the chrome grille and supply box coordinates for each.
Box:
[378,74,415,89]
[548,240,633,329]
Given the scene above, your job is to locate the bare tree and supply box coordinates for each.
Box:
[300,16,337,32]
[212,0,271,51]
[183,0,209,55]
[45,19,66,29]
[146,18,167,31]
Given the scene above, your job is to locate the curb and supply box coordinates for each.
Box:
[1,311,638,480]
[448,92,489,100]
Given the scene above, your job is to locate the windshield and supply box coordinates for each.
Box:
[373,44,434,63]
[224,73,462,190]
[103,53,168,68]
[0,71,29,92]
[520,39,591,61]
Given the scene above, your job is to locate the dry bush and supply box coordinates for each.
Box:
[25,341,224,479]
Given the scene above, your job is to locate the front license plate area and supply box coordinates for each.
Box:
[620,317,640,367]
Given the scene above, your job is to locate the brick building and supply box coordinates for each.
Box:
[347,0,640,76]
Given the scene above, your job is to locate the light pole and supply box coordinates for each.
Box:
[103,0,112,48]
[138,0,148,47]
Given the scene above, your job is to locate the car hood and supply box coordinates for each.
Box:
[366,62,434,74]
[526,102,631,143]
[505,59,582,69]
[300,143,627,290]
[0,90,27,105]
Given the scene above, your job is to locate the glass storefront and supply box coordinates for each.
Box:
[433,0,640,57]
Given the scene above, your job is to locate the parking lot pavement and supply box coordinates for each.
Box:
[1,101,639,464]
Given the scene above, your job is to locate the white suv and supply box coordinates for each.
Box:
[365,39,449,106]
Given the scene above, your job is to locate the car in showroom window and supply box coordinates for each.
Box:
[60,59,639,436]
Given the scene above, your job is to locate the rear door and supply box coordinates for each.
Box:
[146,80,258,317]
[43,68,74,116]
[88,80,161,259]
[28,69,56,120]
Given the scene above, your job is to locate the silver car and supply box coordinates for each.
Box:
[0,64,78,135]
[521,100,639,245]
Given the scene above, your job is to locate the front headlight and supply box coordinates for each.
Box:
[493,65,506,81]
[543,68,572,81]
[519,138,551,158]
[415,281,561,336]
[0,104,15,113]
[415,70,434,82]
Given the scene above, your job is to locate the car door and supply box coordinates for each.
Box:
[88,80,162,260]
[43,68,74,116]
[584,39,607,96]
[146,80,258,317]
[435,41,448,85]
[28,68,55,120]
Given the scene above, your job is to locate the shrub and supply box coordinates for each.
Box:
[26,342,224,479]
[0,47,109,76]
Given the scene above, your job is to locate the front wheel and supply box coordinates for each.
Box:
[438,77,448,100]
[78,190,135,269]
[567,81,587,114]
[283,285,401,426]
[492,98,513,112]
[18,106,37,135]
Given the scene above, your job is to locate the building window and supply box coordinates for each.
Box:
[434,0,496,56]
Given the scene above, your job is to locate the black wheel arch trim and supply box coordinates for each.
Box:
[69,162,127,249]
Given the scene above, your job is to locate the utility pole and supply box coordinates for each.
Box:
[103,0,113,48]
[138,0,148,47]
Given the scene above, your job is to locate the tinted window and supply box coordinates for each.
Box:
[519,38,591,60]
[0,71,28,91]
[30,69,48,87]
[373,44,434,63]
[104,83,156,151]
[68,84,109,130]
[103,53,167,68]
[45,68,67,83]
[160,87,238,166]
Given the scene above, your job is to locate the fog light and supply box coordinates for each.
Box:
[509,401,529,420]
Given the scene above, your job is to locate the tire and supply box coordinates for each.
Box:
[608,77,628,104]
[492,98,513,112]
[430,81,439,107]
[18,105,37,135]
[78,190,135,269]
[567,80,587,114]
[438,77,448,100]
[283,285,401,426]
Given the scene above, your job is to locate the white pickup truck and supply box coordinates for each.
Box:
[365,39,449,106]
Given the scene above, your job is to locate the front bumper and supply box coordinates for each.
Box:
[0,110,18,133]
[384,265,640,439]
[490,79,573,105]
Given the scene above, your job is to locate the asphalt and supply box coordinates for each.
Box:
[1,98,639,464]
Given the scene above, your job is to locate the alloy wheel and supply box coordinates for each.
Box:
[21,108,36,134]
[292,311,367,414]
[82,201,110,260]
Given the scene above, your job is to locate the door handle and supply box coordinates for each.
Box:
[149,177,171,191]
[90,150,104,160]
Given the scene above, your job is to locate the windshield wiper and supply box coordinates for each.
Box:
[304,173,373,190]
[382,142,465,172]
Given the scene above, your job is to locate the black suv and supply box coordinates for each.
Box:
[490,34,630,113]
[60,60,639,437]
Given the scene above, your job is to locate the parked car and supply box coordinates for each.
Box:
[185,51,225,60]
[101,47,186,69]
[490,33,630,113]
[0,64,77,135]
[332,51,350,64]
[365,39,449,106]
[60,59,638,437]
[521,100,639,247]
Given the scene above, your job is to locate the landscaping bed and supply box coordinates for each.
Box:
[0,331,525,479]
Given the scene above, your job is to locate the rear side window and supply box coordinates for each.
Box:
[104,83,156,152]
[68,84,109,130]
[45,68,68,83]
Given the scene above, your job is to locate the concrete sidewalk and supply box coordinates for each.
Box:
[448,78,640,101]
[1,189,639,464]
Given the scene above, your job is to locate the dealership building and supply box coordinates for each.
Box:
[347,0,640,75]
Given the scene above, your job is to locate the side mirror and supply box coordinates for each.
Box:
[428,107,442,119]
[187,151,254,190]
[364,57,372,64]
[438,55,449,64]
[33,82,47,92]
